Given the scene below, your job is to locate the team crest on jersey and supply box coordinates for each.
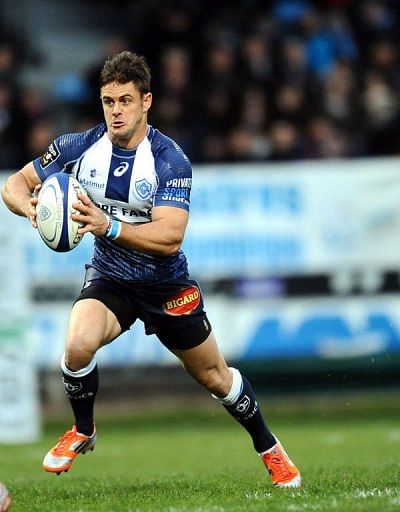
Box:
[135,178,152,199]
[90,169,97,177]
[163,286,201,316]
[40,142,60,168]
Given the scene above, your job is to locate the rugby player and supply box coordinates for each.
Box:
[1,51,301,488]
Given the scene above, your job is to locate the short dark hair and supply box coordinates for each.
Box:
[100,51,151,94]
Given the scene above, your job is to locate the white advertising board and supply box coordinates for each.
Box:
[2,157,400,370]
[14,156,400,284]
[185,157,400,278]
[30,293,400,368]
[0,179,41,442]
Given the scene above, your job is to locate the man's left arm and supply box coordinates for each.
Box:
[111,205,189,256]
[72,195,189,256]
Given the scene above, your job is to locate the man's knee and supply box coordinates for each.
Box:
[64,332,99,371]
[192,365,232,395]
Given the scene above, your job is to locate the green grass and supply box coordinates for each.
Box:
[1,393,400,511]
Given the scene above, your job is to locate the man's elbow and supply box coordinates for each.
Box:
[1,180,13,210]
[162,234,184,257]
[164,241,182,257]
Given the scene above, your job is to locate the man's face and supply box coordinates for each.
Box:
[100,81,152,147]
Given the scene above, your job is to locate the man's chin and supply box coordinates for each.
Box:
[110,126,126,135]
[109,128,129,144]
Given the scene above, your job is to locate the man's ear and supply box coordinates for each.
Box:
[143,92,152,113]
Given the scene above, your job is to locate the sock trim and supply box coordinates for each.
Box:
[61,352,97,378]
[212,367,243,405]
[259,438,278,456]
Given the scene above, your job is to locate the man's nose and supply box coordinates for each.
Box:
[112,102,121,115]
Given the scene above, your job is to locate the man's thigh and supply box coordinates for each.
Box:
[67,298,122,353]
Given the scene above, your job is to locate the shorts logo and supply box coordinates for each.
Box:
[234,395,251,414]
[40,142,60,168]
[163,286,201,316]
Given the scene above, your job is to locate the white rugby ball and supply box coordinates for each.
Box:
[36,173,87,252]
[0,482,11,512]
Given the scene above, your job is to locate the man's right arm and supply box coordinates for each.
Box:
[1,162,42,224]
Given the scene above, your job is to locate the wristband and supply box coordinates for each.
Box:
[104,216,122,240]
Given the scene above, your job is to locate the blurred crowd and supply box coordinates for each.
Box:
[1,0,400,169]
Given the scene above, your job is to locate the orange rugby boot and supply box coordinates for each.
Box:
[261,438,301,488]
[43,425,96,475]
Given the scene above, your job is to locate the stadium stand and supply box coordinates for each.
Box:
[0,0,400,168]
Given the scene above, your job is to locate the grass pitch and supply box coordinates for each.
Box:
[1,391,400,511]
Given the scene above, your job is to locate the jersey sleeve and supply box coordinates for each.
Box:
[33,138,66,182]
[153,144,192,212]
[32,124,106,182]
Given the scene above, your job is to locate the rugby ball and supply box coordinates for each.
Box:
[0,482,11,512]
[36,172,87,252]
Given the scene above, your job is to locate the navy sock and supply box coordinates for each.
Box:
[62,364,98,436]
[222,374,276,453]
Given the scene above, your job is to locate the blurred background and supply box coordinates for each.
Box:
[0,0,400,442]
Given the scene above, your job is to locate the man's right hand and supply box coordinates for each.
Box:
[27,183,41,228]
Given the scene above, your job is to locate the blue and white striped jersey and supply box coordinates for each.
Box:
[33,123,192,283]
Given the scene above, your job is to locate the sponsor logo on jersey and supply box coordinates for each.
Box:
[81,177,104,189]
[166,178,192,187]
[161,187,190,204]
[135,178,152,199]
[90,169,97,177]
[113,161,130,177]
[163,286,201,316]
[40,142,60,168]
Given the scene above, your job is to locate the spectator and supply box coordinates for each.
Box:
[304,115,354,159]
[228,125,271,162]
[362,72,400,156]
[368,39,400,88]
[240,33,273,87]
[268,120,304,160]
[0,81,26,169]
[25,119,57,162]
[276,37,313,91]
[0,42,17,86]
[320,61,359,128]
[273,83,308,127]
[4,0,400,165]
[240,86,270,133]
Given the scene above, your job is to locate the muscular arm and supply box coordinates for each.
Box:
[1,162,41,222]
[73,193,188,257]
[118,206,188,256]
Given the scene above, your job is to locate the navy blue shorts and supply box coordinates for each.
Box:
[75,266,212,350]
